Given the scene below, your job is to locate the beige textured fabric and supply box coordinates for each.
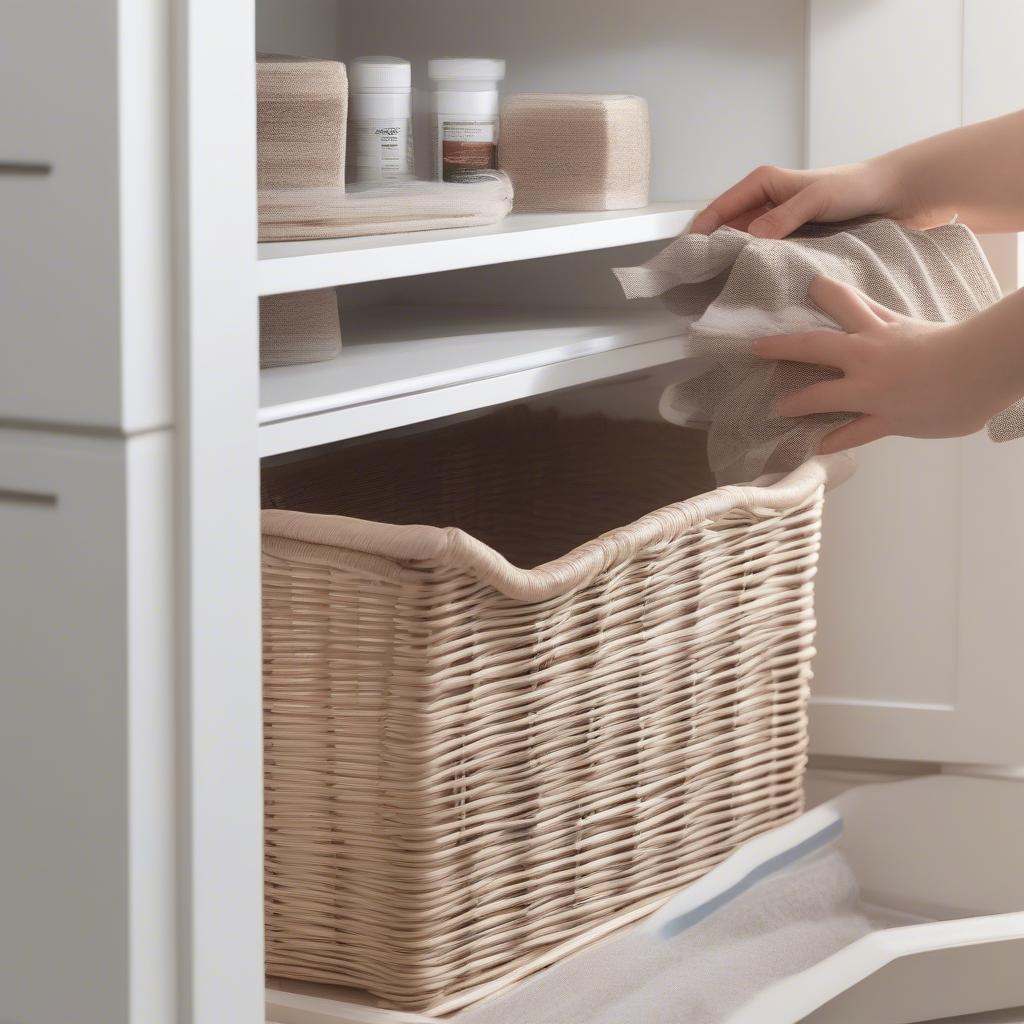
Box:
[260,406,854,1013]
[460,848,871,1024]
[615,219,1017,483]
[498,94,651,212]
[259,288,341,369]
[258,171,514,242]
[257,55,347,190]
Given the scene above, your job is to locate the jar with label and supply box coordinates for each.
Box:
[347,56,415,184]
[428,58,507,183]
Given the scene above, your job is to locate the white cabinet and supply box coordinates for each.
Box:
[0,428,176,1024]
[0,0,172,431]
[4,2,1024,1023]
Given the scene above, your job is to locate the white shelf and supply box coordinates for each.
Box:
[257,202,699,294]
[259,304,696,456]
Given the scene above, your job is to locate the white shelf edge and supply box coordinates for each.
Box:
[259,333,696,457]
[256,203,698,294]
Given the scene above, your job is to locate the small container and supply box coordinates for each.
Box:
[428,57,506,183]
[347,56,414,184]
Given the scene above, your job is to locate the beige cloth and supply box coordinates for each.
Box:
[615,219,1017,483]
[257,55,347,190]
[499,94,651,212]
[259,288,341,369]
[460,848,871,1024]
[258,171,514,242]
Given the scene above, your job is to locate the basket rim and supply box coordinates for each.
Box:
[261,453,854,602]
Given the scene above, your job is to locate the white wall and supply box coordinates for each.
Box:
[256,0,346,59]
[332,0,807,199]
[258,0,808,198]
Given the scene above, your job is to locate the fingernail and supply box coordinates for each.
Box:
[690,210,719,234]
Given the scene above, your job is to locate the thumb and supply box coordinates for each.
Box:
[748,182,829,239]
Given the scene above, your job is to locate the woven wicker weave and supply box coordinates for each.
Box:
[261,409,852,1014]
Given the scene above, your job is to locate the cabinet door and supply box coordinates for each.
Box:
[807,0,1024,765]
[0,1,171,432]
[0,429,175,1024]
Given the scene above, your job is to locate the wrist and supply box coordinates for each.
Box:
[958,315,1024,419]
[873,146,954,227]
[865,152,906,215]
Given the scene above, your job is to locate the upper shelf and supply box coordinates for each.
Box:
[257,202,699,294]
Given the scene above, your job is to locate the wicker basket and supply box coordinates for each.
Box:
[261,408,852,1014]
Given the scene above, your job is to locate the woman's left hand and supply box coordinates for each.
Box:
[752,276,1015,454]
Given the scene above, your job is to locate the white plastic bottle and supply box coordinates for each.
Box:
[347,57,415,184]
[428,58,507,183]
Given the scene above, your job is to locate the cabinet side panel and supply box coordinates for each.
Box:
[174,1,264,1023]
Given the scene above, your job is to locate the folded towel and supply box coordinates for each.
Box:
[259,288,341,369]
[257,54,348,190]
[258,172,514,242]
[460,847,872,1024]
[615,219,1017,483]
[498,94,651,212]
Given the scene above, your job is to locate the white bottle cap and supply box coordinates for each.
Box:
[349,56,412,92]
[428,58,506,83]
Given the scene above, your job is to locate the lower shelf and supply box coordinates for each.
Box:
[265,776,1024,1024]
[258,304,696,457]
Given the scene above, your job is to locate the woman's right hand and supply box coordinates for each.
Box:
[689,159,906,239]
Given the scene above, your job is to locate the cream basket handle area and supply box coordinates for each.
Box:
[262,452,856,603]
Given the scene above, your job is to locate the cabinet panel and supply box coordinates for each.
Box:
[807,0,1024,765]
[0,1,171,432]
[807,0,962,164]
[0,429,175,1024]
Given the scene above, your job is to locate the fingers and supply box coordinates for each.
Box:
[807,275,885,333]
[752,330,848,369]
[747,181,830,239]
[690,166,793,235]
[857,292,902,322]
[722,203,773,232]
[818,415,889,454]
[776,380,861,418]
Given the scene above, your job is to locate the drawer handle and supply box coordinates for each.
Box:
[0,488,57,508]
[0,161,53,176]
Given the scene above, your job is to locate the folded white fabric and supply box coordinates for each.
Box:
[615,219,1016,483]
[460,847,871,1024]
[258,172,514,242]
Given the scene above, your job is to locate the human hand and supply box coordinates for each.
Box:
[752,277,1019,454]
[689,160,905,239]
